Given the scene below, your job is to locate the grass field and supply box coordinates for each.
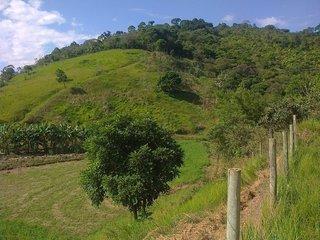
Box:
[0,140,210,240]
[0,49,213,134]
[0,139,267,240]
[243,120,320,240]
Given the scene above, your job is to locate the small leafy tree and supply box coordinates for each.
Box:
[55,69,70,88]
[81,116,184,220]
[0,65,15,87]
[157,71,182,93]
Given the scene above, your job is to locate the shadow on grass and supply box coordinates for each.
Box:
[169,90,202,105]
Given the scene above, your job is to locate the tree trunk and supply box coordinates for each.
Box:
[133,206,138,220]
[142,199,147,217]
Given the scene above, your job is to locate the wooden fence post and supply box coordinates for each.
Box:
[259,141,263,157]
[227,168,241,240]
[289,124,294,160]
[269,138,277,207]
[282,130,289,177]
[293,115,297,150]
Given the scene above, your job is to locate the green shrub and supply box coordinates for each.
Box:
[209,121,254,158]
[157,71,182,93]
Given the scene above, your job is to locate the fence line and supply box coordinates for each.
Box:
[289,124,294,161]
[293,115,297,150]
[282,130,289,177]
[226,115,298,238]
[269,137,277,207]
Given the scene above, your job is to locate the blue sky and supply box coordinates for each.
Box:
[44,0,320,33]
[0,0,319,68]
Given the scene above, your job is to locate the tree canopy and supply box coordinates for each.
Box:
[81,116,184,219]
[0,65,16,87]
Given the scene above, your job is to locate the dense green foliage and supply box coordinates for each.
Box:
[36,19,320,66]
[81,116,183,219]
[36,18,217,64]
[0,123,85,155]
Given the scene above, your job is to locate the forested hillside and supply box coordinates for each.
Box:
[1,19,319,158]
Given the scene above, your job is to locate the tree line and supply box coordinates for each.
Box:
[0,65,34,88]
[35,18,320,66]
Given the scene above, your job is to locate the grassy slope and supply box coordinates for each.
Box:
[0,49,212,133]
[0,50,140,122]
[244,120,320,240]
[0,140,266,240]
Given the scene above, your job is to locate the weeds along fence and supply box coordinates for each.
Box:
[226,115,298,240]
[0,123,86,155]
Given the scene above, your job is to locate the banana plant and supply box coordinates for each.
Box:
[0,123,86,155]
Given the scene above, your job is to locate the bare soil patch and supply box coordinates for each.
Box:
[0,153,84,171]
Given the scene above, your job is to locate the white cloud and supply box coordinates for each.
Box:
[112,17,118,22]
[256,17,286,27]
[222,14,234,23]
[0,0,9,11]
[0,0,90,67]
[71,17,82,28]
[2,0,65,25]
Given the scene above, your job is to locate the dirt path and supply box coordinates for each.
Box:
[155,169,269,240]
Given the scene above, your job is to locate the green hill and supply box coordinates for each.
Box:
[0,49,212,133]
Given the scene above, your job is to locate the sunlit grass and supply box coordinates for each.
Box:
[0,50,142,123]
[242,120,320,240]
[0,140,210,239]
[0,49,212,133]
